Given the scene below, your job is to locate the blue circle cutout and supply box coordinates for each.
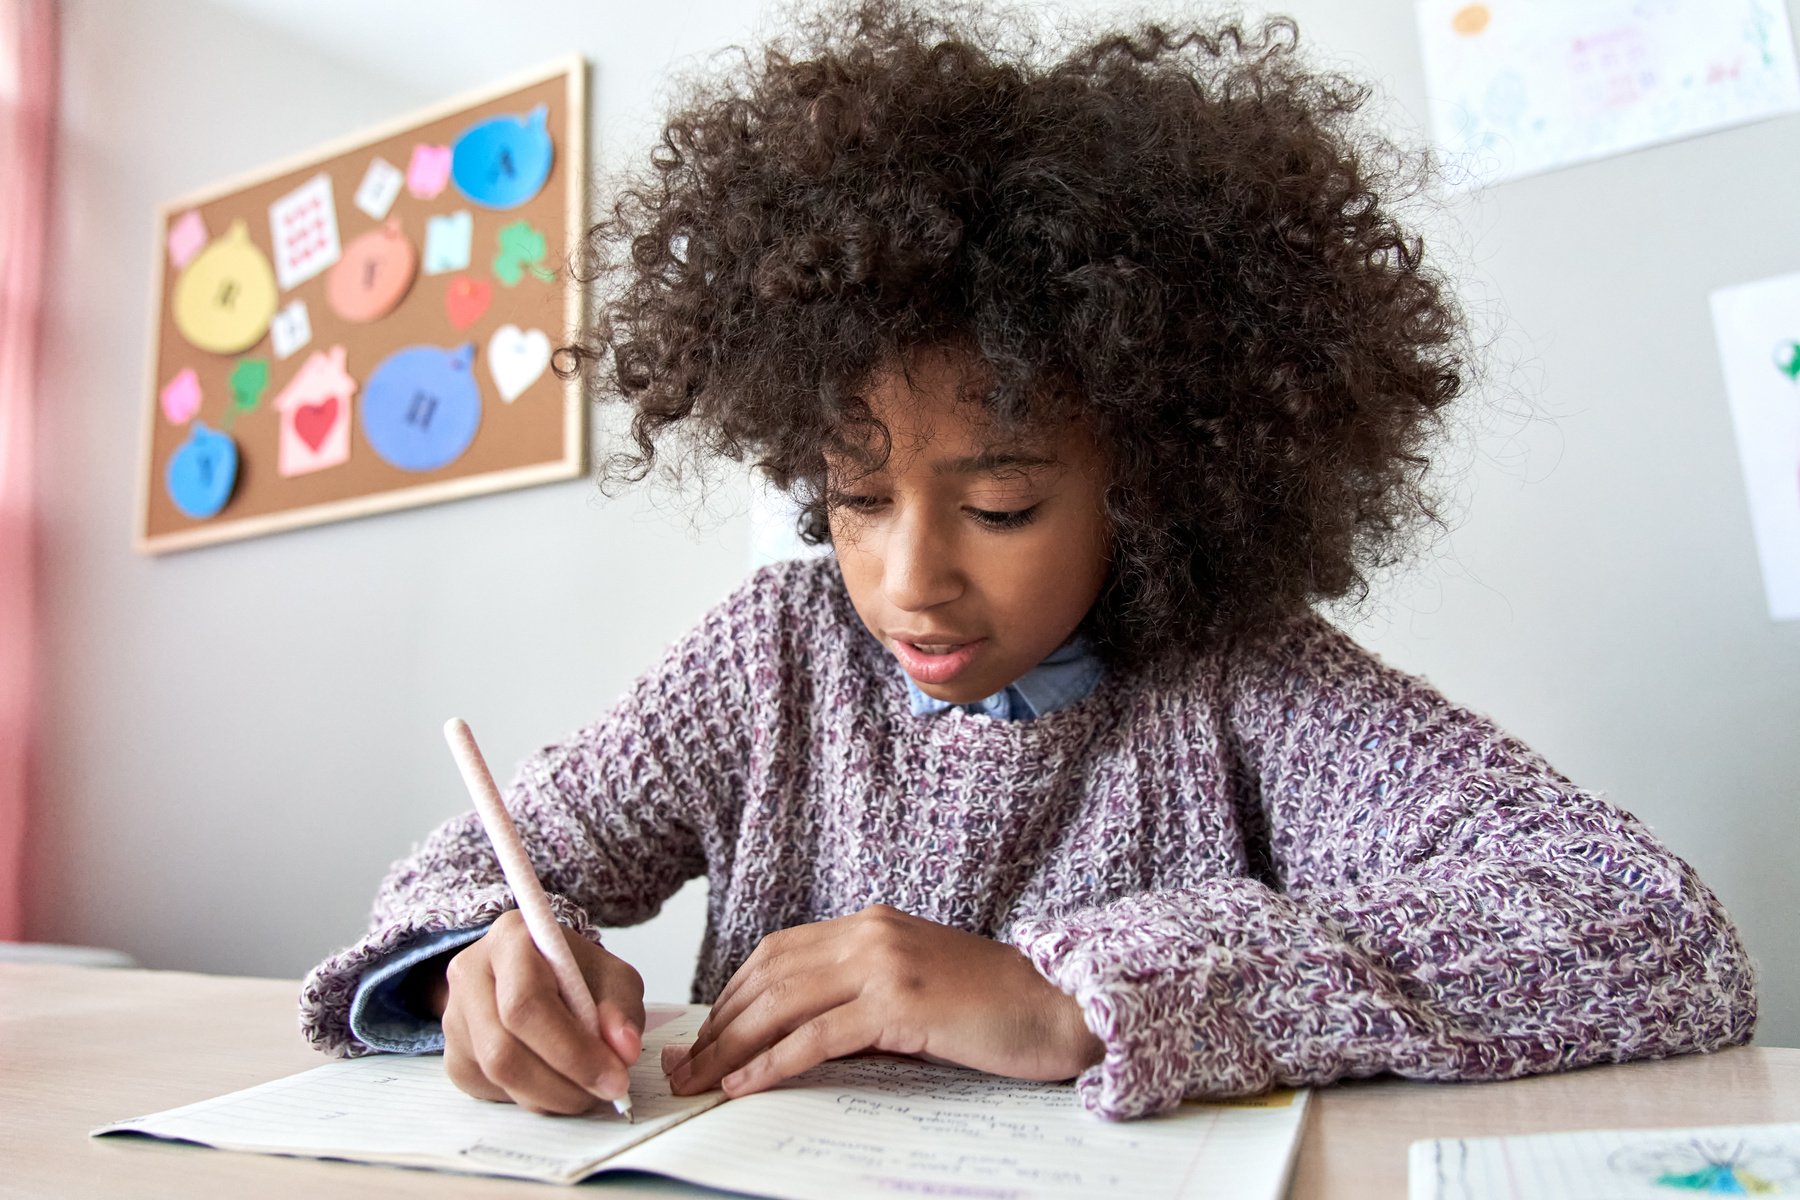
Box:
[451,105,554,210]
[360,343,482,472]
[166,421,239,519]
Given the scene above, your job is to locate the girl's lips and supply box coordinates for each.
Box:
[890,637,987,686]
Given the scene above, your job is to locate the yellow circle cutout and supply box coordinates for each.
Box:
[173,219,278,354]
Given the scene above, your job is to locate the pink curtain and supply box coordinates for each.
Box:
[0,0,56,940]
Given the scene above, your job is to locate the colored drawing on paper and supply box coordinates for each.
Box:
[1710,271,1800,622]
[327,220,418,322]
[354,156,404,220]
[270,299,312,360]
[274,345,357,477]
[166,421,239,519]
[451,105,554,209]
[423,211,473,275]
[160,368,202,425]
[268,173,342,291]
[172,220,278,354]
[1415,0,1800,187]
[360,343,482,472]
[1610,1134,1800,1193]
[444,275,492,330]
[406,143,452,199]
[487,324,549,402]
[493,219,555,285]
[166,209,208,269]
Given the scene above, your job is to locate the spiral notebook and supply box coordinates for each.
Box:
[94,1005,1309,1197]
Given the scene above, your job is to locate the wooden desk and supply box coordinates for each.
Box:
[4,963,1796,1198]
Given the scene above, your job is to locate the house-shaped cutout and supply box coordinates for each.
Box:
[274,344,357,477]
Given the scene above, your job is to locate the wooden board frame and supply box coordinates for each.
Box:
[134,57,589,555]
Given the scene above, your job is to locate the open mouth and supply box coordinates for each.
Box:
[890,637,987,686]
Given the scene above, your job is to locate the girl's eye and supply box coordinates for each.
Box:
[834,493,886,511]
[968,505,1040,530]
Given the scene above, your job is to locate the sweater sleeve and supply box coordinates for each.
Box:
[298,573,762,1057]
[1008,613,1758,1119]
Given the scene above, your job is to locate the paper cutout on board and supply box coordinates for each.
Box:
[270,299,312,360]
[423,211,473,276]
[165,421,240,519]
[226,358,269,431]
[360,342,482,471]
[274,345,357,477]
[326,220,419,323]
[452,104,554,209]
[1415,0,1800,187]
[488,324,550,402]
[1710,271,1800,621]
[166,210,208,270]
[406,143,452,199]
[172,220,279,354]
[160,369,202,425]
[493,219,555,285]
[444,275,492,330]
[354,156,405,220]
[268,173,342,291]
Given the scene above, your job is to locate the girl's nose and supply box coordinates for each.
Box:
[883,507,963,612]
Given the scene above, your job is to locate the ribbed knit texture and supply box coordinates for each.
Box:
[298,556,1758,1119]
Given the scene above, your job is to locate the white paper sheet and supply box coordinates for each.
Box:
[95,1002,1310,1197]
[619,1056,1309,1200]
[94,1006,724,1185]
[1415,0,1800,187]
[1409,1122,1800,1199]
[1710,270,1800,622]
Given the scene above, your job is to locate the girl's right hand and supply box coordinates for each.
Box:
[434,909,645,1115]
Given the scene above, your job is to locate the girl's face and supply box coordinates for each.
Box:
[826,348,1112,705]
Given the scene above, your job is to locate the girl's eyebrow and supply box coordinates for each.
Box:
[931,449,1059,476]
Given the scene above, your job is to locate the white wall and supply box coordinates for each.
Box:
[31,0,1798,1046]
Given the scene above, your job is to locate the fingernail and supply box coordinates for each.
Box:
[661,1043,691,1072]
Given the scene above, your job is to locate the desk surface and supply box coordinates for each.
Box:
[4,963,1796,1199]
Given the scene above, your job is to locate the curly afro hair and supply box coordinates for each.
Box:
[564,0,1465,666]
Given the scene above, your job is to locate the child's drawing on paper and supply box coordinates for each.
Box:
[1709,272,1800,622]
[1415,0,1800,185]
[1610,1132,1800,1193]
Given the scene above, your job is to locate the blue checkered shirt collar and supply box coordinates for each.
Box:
[904,633,1103,721]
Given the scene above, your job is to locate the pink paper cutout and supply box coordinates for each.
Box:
[406,144,452,200]
[274,345,358,477]
[160,368,202,425]
[166,211,208,269]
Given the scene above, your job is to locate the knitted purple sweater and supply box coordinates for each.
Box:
[299,556,1757,1119]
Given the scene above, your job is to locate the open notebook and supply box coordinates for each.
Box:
[1409,1122,1800,1199]
[95,1004,1310,1197]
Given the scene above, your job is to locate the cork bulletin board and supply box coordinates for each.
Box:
[134,57,588,554]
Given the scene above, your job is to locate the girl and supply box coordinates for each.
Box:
[300,0,1757,1120]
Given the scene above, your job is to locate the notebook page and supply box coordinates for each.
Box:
[93,1004,723,1185]
[610,1055,1310,1200]
[1408,1122,1800,1200]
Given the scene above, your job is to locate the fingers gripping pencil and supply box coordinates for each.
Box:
[442,717,634,1122]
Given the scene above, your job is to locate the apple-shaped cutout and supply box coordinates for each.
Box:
[360,342,482,472]
[165,421,239,519]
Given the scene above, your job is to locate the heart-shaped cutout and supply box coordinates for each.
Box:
[488,324,550,402]
[295,395,340,451]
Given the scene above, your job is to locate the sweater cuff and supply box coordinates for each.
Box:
[1008,883,1277,1119]
[299,884,606,1056]
[347,925,490,1053]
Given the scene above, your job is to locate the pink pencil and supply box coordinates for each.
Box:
[442,717,633,1122]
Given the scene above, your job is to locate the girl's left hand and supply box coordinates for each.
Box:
[661,904,1104,1098]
